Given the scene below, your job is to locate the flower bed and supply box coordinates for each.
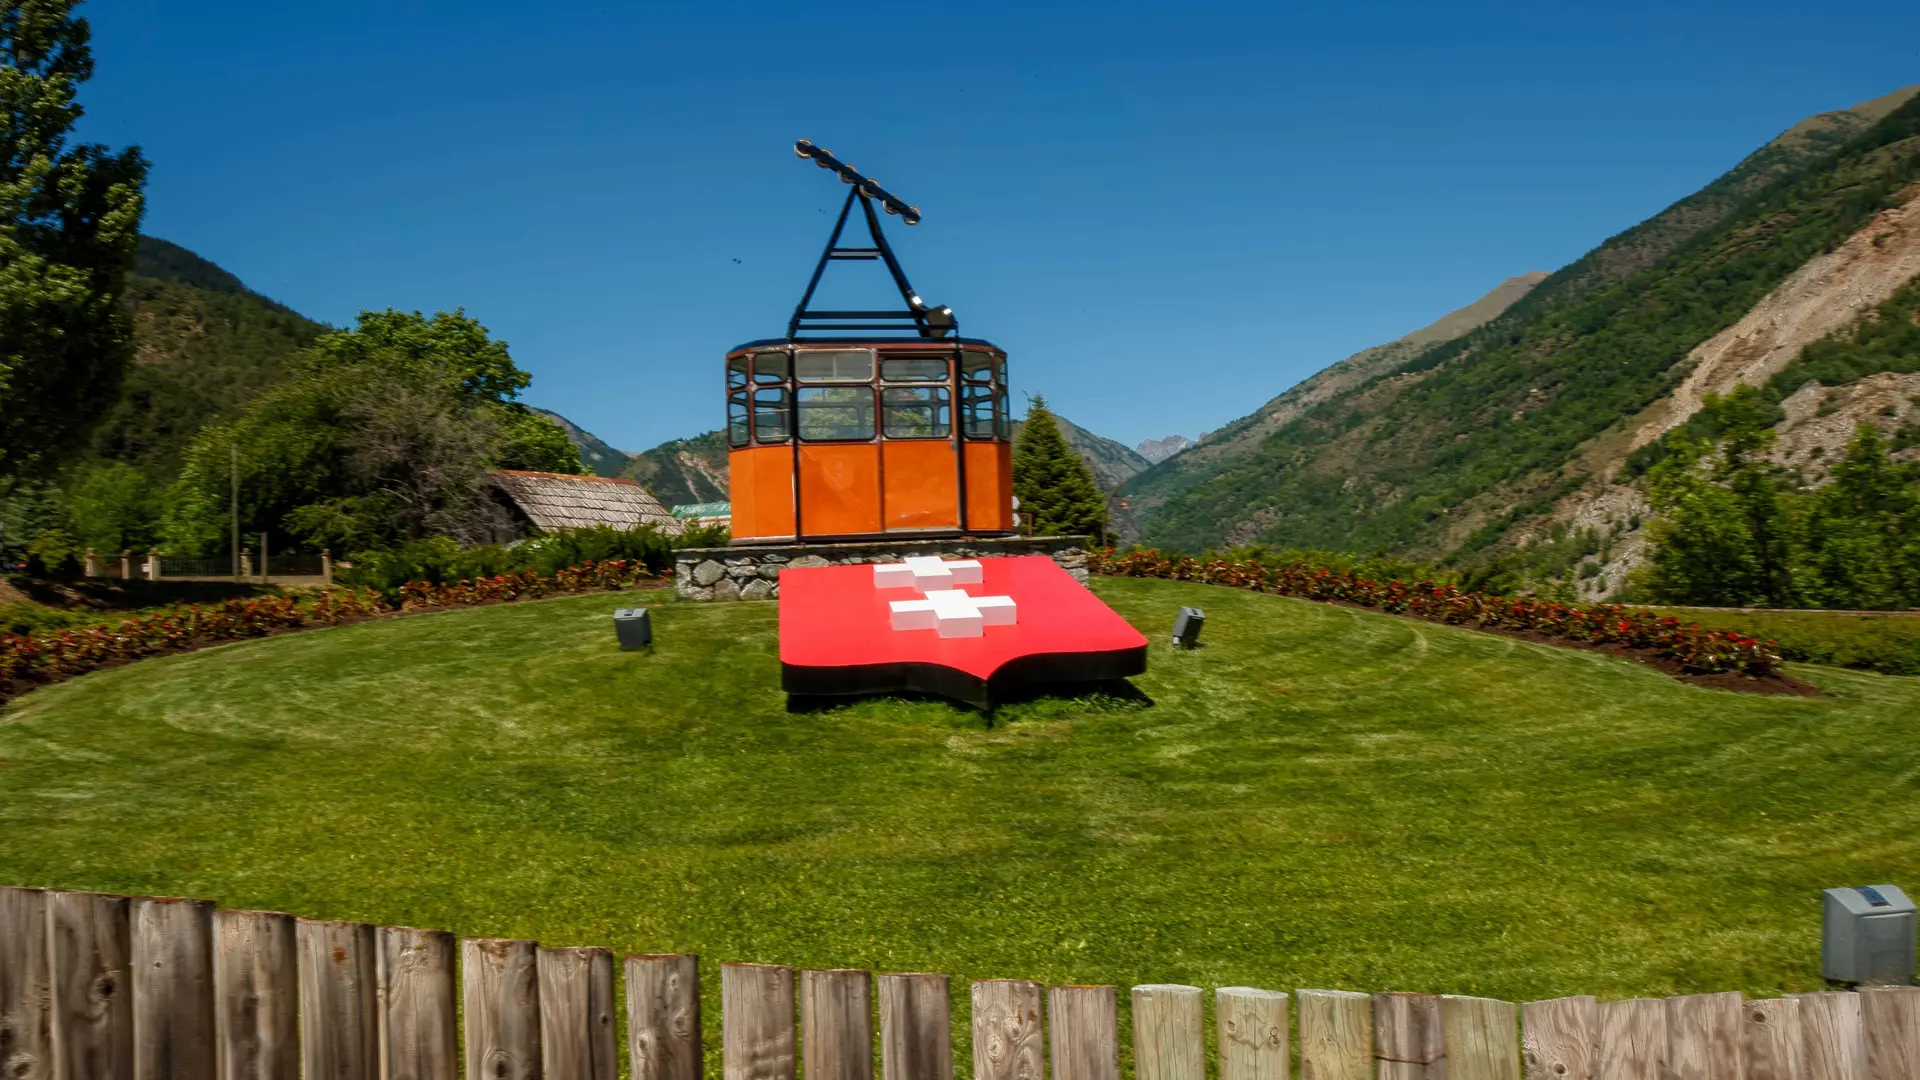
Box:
[0,559,664,701]
[1088,548,1782,677]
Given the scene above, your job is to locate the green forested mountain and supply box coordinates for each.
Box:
[95,239,330,476]
[1125,84,1920,562]
[533,408,632,477]
[621,429,729,507]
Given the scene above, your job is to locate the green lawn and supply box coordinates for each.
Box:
[2,577,1917,1019]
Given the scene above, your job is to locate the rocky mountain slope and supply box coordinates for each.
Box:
[1135,435,1195,464]
[1122,84,1920,574]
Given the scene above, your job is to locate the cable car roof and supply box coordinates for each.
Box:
[726,336,1003,356]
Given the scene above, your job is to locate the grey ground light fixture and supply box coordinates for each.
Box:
[1821,884,1916,984]
[1172,606,1204,649]
[613,608,653,651]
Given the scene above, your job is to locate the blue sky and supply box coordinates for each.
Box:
[79,1,1920,451]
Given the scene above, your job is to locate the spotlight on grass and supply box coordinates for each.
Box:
[1172,606,1204,649]
[614,608,653,651]
[1822,884,1915,984]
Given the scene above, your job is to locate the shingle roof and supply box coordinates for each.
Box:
[490,471,684,535]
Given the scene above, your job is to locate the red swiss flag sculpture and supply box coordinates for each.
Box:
[780,555,1148,708]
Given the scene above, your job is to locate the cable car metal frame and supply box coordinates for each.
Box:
[725,142,1014,546]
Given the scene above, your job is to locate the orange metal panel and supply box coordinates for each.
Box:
[963,442,1014,532]
[881,441,959,532]
[728,445,795,541]
[798,444,882,537]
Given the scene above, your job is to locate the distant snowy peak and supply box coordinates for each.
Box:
[1135,435,1196,464]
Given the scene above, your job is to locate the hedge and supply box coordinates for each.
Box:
[1088,547,1781,677]
[0,559,664,700]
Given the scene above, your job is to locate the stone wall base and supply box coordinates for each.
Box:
[674,536,1091,601]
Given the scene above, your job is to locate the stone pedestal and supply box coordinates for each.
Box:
[673,536,1090,602]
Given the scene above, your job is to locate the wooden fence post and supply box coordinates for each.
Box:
[1741,997,1801,1080]
[297,919,377,1080]
[1665,992,1741,1080]
[211,909,296,1080]
[625,954,700,1080]
[1858,986,1920,1080]
[1295,989,1371,1080]
[1520,996,1596,1080]
[1133,985,1203,1080]
[379,927,457,1080]
[1,886,51,1080]
[722,963,794,1080]
[1598,999,1666,1080]
[462,938,541,1080]
[538,946,616,1080]
[970,980,1044,1080]
[878,973,949,1080]
[1047,985,1118,1080]
[801,969,872,1080]
[131,896,216,1080]
[1373,993,1442,1080]
[1441,996,1518,1080]
[1787,991,1864,1080]
[47,890,133,1080]
[1214,987,1287,1080]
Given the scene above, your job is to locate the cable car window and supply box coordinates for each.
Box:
[796,386,876,441]
[996,385,1012,439]
[962,383,997,438]
[753,352,789,385]
[960,351,996,383]
[728,392,749,447]
[753,387,791,442]
[795,349,874,383]
[728,356,749,391]
[881,356,947,383]
[882,386,951,438]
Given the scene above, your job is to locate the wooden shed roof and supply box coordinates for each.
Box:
[490,470,684,535]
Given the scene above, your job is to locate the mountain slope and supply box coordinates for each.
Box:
[622,430,729,508]
[1127,86,1920,560]
[533,409,632,477]
[1136,436,1195,464]
[1119,271,1549,539]
[94,240,331,475]
[1010,414,1151,492]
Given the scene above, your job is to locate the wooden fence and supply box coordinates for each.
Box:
[2,886,1917,1080]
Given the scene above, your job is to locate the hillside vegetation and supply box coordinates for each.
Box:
[99,246,331,477]
[3,577,1916,1011]
[622,429,729,507]
[1126,87,1920,567]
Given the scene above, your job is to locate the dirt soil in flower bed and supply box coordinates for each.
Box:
[1301,594,1821,697]
[0,581,673,707]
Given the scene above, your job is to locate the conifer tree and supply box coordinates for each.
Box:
[1012,395,1107,540]
[0,0,148,479]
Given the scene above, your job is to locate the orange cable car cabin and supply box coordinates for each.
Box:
[727,141,1016,545]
